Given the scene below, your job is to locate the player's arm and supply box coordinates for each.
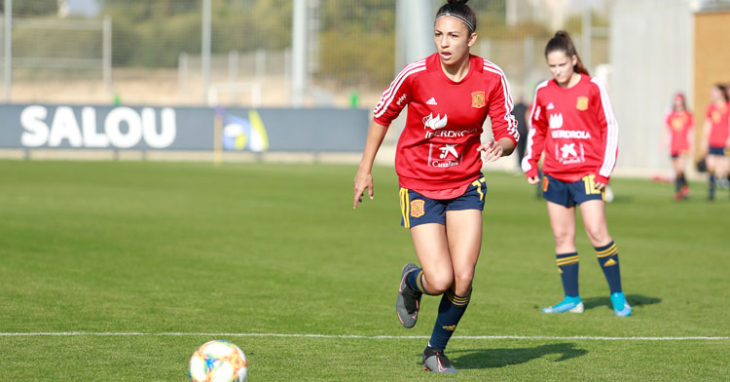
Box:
[702,119,711,153]
[523,89,547,184]
[353,121,388,209]
[483,69,519,160]
[353,64,413,209]
[592,79,619,189]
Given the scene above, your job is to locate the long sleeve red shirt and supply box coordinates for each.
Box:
[522,74,619,185]
[373,53,519,196]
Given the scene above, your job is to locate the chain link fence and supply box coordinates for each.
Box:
[1,0,612,109]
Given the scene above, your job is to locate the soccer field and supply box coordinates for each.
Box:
[1,160,728,381]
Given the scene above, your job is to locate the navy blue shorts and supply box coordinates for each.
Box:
[542,174,605,207]
[399,176,486,229]
[709,146,726,156]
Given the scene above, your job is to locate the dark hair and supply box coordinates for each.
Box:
[714,83,730,102]
[436,0,477,34]
[672,92,687,112]
[545,31,589,75]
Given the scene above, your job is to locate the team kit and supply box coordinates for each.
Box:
[352,0,634,374]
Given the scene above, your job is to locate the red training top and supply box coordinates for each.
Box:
[665,110,693,155]
[522,74,619,185]
[373,53,519,198]
[705,102,730,148]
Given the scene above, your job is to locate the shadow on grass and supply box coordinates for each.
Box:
[448,342,588,369]
[582,294,661,311]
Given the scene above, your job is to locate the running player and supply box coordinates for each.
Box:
[703,84,730,200]
[522,31,631,317]
[664,92,693,200]
[353,0,518,373]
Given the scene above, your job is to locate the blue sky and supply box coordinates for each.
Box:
[67,0,100,17]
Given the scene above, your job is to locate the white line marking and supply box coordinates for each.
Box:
[0,332,728,341]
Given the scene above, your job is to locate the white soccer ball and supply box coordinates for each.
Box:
[189,340,248,382]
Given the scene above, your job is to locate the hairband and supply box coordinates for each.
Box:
[437,12,475,34]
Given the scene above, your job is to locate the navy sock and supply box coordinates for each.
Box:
[596,241,623,294]
[428,289,471,351]
[556,252,579,297]
[709,174,716,195]
[406,269,437,296]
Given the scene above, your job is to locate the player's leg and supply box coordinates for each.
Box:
[542,201,583,313]
[672,155,687,200]
[420,209,481,373]
[409,223,454,295]
[715,148,730,189]
[396,189,451,329]
[580,200,632,316]
[707,154,718,200]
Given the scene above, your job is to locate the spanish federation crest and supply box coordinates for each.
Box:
[576,96,589,111]
[471,91,486,108]
[410,199,425,218]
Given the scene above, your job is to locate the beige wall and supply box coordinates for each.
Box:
[694,11,730,159]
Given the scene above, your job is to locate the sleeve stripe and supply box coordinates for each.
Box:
[372,60,426,119]
[521,127,537,172]
[521,81,549,173]
[483,60,519,141]
[591,78,619,177]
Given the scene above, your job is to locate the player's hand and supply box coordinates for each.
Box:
[477,140,503,162]
[353,171,373,209]
[594,181,606,191]
[527,176,540,185]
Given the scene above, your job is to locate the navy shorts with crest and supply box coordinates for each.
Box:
[542,174,605,207]
[399,175,486,229]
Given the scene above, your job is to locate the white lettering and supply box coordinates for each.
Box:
[82,107,109,147]
[20,105,49,147]
[48,106,83,147]
[105,107,143,148]
[19,105,178,149]
[142,107,176,148]
[425,128,479,139]
[551,130,592,139]
[431,160,460,168]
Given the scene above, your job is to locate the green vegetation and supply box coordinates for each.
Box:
[1,160,727,380]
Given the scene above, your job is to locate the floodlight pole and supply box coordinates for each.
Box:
[202,0,212,105]
[4,0,11,102]
[582,3,592,73]
[291,0,307,107]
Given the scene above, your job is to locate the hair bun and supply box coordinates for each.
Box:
[447,0,469,4]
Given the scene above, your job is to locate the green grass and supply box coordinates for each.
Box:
[0,160,728,381]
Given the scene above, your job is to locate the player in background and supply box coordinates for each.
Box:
[522,31,631,317]
[353,0,518,373]
[703,84,730,200]
[663,92,694,200]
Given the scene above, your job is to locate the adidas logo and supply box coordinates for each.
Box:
[442,325,457,331]
[547,102,555,110]
[603,258,617,267]
[426,97,438,105]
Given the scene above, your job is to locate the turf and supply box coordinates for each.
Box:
[0,160,728,381]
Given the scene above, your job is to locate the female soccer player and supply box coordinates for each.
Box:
[664,92,694,200]
[353,0,518,373]
[703,84,730,200]
[521,31,631,317]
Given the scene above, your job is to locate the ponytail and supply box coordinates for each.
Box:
[545,31,589,76]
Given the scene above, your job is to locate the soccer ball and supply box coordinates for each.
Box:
[189,340,248,382]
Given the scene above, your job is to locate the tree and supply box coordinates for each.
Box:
[0,0,57,16]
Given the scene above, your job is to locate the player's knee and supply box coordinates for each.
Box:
[552,230,574,247]
[423,271,453,294]
[453,270,474,290]
[585,227,610,245]
[453,272,474,296]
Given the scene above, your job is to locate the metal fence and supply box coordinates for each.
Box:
[1,0,612,109]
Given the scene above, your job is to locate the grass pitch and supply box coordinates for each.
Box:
[0,160,728,381]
